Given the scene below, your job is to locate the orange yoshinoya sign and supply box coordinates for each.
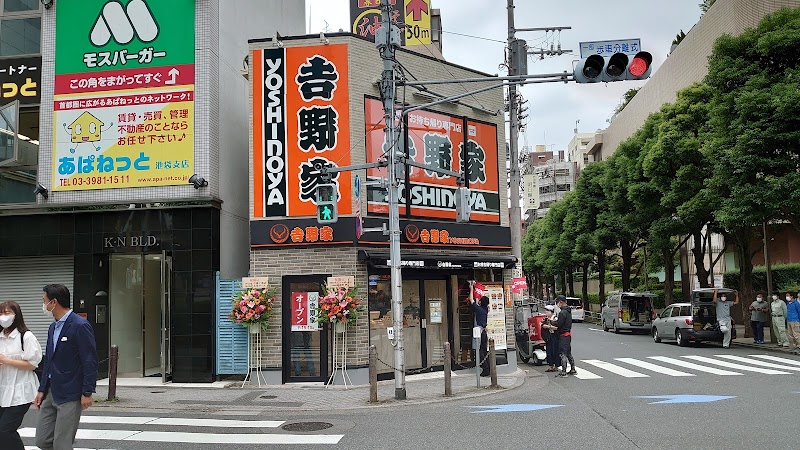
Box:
[364,97,501,223]
[252,44,351,219]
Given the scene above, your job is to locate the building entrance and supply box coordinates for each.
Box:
[108,252,172,382]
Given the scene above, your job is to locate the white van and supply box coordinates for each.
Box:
[601,292,655,334]
[566,297,584,322]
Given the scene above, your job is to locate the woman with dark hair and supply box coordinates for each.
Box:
[0,300,43,450]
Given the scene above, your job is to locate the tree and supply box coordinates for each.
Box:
[705,7,800,336]
[700,0,716,15]
[672,30,687,47]
[614,88,640,115]
[571,161,610,307]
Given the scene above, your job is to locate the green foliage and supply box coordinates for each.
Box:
[700,0,716,14]
[723,264,800,292]
[614,88,641,115]
[672,30,686,47]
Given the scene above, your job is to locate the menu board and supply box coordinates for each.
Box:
[484,284,506,350]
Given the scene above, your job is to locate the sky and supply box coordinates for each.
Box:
[306,0,705,158]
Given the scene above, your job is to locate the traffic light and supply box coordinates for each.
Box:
[455,187,471,223]
[316,183,338,224]
[574,51,652,83]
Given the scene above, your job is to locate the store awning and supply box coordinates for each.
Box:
[357,250,517,270]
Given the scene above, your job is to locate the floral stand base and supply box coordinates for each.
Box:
[242,324,266,388]
[327,322,352,388]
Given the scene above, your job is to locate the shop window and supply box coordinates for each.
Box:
[3,0,39,13]
[0,106,38,204]
[0,16,40,56]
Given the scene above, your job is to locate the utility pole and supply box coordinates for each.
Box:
[507,0,523,267]
[376,0,406,400]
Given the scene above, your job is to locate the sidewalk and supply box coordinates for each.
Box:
[90,368,531,413]
[731,324,799,354]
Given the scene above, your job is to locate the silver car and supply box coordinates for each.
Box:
[651,303,693,345]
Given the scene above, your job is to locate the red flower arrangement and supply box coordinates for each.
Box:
[229,287,276,331]
[315,286,363,328]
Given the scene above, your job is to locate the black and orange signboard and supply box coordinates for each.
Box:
[251,217,356,247]
[251,44,351,219]
[364,97,501,223]
[358,218,511,249]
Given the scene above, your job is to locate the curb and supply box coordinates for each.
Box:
[732,342,799,355]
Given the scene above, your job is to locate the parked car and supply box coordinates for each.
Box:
[602,292,655,334]
[566,297,585,322]
[652,303,693,344]
[656,288,738,346]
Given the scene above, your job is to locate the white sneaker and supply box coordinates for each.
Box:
[783,343,790,347]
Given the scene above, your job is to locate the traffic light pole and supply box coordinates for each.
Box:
[507,0,523,267]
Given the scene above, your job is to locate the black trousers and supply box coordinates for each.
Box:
[480,328,489,372]
[558,335,575,374]
[0,402,31,450]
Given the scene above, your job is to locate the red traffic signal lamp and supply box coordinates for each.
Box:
[574,51,652,83]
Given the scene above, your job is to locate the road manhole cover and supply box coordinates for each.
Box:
[281,422,333,432]
[259,395,277,399]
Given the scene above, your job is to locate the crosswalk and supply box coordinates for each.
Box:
[22,415,345,447]
[564,354,800,380]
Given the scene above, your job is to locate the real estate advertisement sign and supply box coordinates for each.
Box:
[52,0,195,191]
[251,43,352,219]
[364,97,500,223]
[485,284,506,350]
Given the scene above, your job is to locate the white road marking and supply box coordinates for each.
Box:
[682,355,790,374]
[19,428,344,445]
[79,416,284,428]
[715,355,800,371]
[571,367,603,379]
[648,356,742,375]
[582,359,649,378]
[614,358,695,377]
[588,328,604,332]
[750,354,800,367]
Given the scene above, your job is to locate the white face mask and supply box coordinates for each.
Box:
[788,297,793,302]
[720,296,727,302]
[42,301,55,319]
[757,297,763,302]
[0,314,14,328]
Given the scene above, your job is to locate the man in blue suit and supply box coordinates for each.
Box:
[34,284,98,450]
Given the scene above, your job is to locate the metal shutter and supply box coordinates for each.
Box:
[0,256,74,343]
[215,273,248,375]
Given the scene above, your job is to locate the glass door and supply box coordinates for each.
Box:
[109,254,144,377]
[160,251,172,383]
[402,280,423,371]
[283,276,328,383]
[423,279,448,368]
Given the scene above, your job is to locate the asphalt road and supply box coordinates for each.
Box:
[20,323,800,449]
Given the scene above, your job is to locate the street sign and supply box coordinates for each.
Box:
[354,175,363,239]
[579,38,641,58]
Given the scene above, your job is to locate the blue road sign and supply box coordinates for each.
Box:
[466,404,563,413]
[579,38,641,58]
[354,174,361,197]
[635,395,736,404]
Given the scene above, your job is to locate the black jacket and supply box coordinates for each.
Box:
[552,308,572,334]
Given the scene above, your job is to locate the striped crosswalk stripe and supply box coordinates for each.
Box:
[614,358,695,377]
[716,355,800,371]
[79,416,284,428]
[647,356,742,375]
[582,359,649,377]
[750,354,800,368]
[20,428,344,445]
[682,355,791,374]
[572,367,603,379]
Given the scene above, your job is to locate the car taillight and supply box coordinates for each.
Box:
[685,318,693,326]
[618,309,622,319]
[651,311,656,320]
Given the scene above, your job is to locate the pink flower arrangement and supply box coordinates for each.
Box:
[315,285,363,328]
[229,287,275,331]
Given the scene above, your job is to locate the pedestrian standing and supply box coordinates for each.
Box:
[770,293,789,347]
[467,281,490,377]
[545,296,576,378]
[748,294,769,344]
[0,301,43,450]
[35,284,98,450]
[712,289,739,349]
[786,292,800,355]
[542,305,560,372]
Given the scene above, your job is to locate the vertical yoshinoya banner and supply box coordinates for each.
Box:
[291,292,320,331]
[365,97,500,223]
[485,284,506,350]
[252,44,351,219]
[52,0,195,191]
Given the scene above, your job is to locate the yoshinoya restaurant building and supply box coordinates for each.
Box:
[0,0,305,383]
[248,33,517,385]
